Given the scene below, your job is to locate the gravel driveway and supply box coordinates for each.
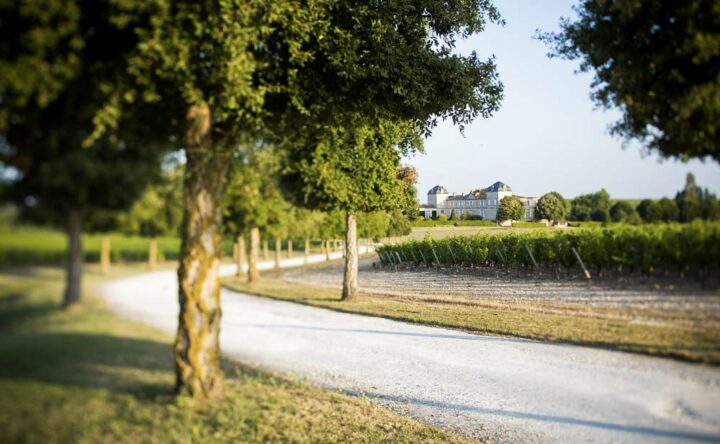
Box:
[101,256,720,443]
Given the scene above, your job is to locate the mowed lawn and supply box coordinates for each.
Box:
[0,266,468,444]
[223,276,720,364]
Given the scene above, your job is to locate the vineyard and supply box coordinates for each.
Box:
[377,221,720,280]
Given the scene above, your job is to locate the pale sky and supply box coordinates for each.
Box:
[406,0,720,200]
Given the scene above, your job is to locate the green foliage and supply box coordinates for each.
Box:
[449,209,458,221]
[534,191,567,222]
[437,214,448,222]
[496,196,524,222]
[412,219,495,228]
[658,197,679,222]
[675,173,704,222]
[378,221,720,276]
[541,0,720,161]
[637,199,663,223]
[571,189,611,221]
[117,163,183,237]
[609,201,638,223]
[223,148,290,239]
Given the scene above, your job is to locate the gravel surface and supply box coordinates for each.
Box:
[101,255,720,443]
[280,258,720,327]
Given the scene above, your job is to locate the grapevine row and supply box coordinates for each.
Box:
[376,221,720,278]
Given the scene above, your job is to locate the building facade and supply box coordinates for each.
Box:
[420,181,537,221]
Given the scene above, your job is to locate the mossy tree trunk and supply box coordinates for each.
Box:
[175,104,228,399]
[63,208,83,308]
[248,227,260,282]
[100,235,111,276]
[287,239,293,258]
[341,211,358,301]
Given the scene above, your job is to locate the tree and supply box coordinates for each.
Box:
[0,1,168,307]
[534,191,567,222]
[675,173,703,222]
[282,119,421,301]
[637,199,663,223]
[658,197,679,222]
[609,201,637,223]
[541,0,720,161]
[496,196,524,222]
[570,189,611,221]
[702,189,720,221]
[449,209,458,221]
[111,0,504,398]
[223,148,289,281]
[397,165,420,221]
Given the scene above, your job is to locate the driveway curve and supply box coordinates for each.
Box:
[101,255,720,443]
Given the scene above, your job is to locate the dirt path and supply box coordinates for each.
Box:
[101,256,720,443]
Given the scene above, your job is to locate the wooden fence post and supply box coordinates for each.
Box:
[100,235,111,275]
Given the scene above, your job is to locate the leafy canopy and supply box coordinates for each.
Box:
[540,0,720,161]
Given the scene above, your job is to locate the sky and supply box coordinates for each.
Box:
[406,0,720,201]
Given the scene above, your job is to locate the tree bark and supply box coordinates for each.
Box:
[248,227,260,282]
[287,239,293,258]
[175,103,227,399]
[274,238,281,269]
[341,211,358,301]
[324,240,330,261]
[63,209,83,308]
[304,238,310,264]
[235,235,245,277]
[148,238,158,269]
[100,235,110,276]
[263,239,269,261]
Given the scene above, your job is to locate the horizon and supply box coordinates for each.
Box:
[406,0,720,200]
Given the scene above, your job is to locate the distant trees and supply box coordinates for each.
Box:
[658,198,679,222]
[541,0,720,161]
[534,191,567,222]
[609,201,638,223]
[496,196,524,222]
[637,200,663,223]
[570,189,611,222]
[449,209,459,221]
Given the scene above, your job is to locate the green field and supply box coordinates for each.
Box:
[0,267,467,443]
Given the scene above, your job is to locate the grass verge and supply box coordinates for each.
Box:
[223,277,720,365]
[0,267,469,443]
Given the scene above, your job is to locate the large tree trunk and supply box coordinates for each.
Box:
[235,235,245,277]
[63,208,83,308]
[248,227,260,282]
[341,211,358,301]
[175,104,227,399]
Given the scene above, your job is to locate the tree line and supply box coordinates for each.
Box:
[533,173,720,224]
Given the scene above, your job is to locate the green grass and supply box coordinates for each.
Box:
[0,267,469,444]
[223,278,720,365]
[411,220,496,228]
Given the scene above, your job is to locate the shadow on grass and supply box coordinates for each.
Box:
[0,332,175,400]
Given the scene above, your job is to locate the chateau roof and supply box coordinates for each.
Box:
[427,185,448,195]
[486,181,512,192]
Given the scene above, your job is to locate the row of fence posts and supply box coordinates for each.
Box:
[232,237,375,274]
[377,242,592,280]
[98,235,159,276]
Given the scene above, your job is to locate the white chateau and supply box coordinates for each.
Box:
[420,181,538,221]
